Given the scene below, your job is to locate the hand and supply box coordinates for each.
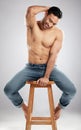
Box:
[46,6,50,10]
[45,6,50,14]
[37,77,49,86]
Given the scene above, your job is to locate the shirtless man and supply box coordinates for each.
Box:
[4,5,76,120]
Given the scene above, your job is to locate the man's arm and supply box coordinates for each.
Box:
[44,30,63,79]
[37,30,63,86]
[26,5,49,28]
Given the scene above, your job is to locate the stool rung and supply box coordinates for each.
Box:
[31,117,52,125]
[31,117,51,120]
[31,120,52,125]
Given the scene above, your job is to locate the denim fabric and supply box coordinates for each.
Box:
[4,63,76,108]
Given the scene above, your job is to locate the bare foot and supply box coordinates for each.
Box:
[54,104,61,120]
[22,102,28,120]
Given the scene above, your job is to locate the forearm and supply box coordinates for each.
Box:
[27,5,49,15]
[44,33,63,79]
[44,55,56,79]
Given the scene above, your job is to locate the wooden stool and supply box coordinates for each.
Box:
[25,81,57,130]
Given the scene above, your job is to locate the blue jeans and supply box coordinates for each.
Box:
[4,63,76,108]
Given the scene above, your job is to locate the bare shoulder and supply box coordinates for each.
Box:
[50,27,63,54]
[55,27,64,38]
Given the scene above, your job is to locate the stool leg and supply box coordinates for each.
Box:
[48,85,57,130]
[25,85,34,130]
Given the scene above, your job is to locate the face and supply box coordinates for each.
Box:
[42,13,59,30]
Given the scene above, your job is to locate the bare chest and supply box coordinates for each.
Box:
[27,26,56,48]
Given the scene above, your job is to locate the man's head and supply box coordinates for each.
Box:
[42,6,63,30]
[48,6,62,19]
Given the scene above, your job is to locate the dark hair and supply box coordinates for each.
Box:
[48,6,63,19]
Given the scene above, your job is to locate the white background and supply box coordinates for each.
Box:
[0,0,81,129]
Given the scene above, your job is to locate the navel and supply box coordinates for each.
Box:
[40,58,42,60]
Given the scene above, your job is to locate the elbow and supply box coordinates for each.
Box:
[51,56,57,65]
[51,59,56,65]
[27,6,33,11]
[26,6,34,18]
[27,6,34,13]
[27,5,38,15]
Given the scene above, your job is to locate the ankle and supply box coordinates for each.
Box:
[57,104,62,110]
[21,102,25,109]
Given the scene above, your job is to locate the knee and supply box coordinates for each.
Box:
[4,83,13,96]
[70,83,77,96]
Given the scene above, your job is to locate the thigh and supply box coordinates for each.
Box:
[6,65,37,92]
[50,66,74,92]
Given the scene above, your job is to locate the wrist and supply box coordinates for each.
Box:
[44,75,49,79]
[45,6,50,12]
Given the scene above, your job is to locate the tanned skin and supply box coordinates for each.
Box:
[22,5,63,120]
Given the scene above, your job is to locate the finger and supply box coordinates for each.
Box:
[39,81,44,86]
[44,83,47,86]
[39,82,43,86]
[43,81,48,86]
[37,79,40,84]
[40,81,46,86]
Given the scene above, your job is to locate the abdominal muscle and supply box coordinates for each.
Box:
[28,44,50,64]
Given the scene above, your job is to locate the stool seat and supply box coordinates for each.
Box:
[26,81,54,87]
[25,81,57,130]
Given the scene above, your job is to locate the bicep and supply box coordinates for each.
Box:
[50,40,62,56]
[50,31,63,56]
[26,7,36,28]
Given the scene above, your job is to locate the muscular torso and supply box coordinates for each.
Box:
[27,21,58,64]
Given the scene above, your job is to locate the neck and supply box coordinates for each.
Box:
[38,20,45,30]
